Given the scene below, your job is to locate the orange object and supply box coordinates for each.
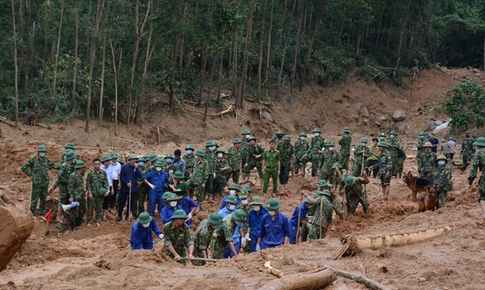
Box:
[44,209,53,224]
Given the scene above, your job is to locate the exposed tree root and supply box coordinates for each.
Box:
[257,267,336,290]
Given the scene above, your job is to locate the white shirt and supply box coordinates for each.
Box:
[110,162,121,181]
[448,140,456,154]
[100,164,113,187]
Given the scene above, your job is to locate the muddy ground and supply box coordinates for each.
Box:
[1,67,485,290]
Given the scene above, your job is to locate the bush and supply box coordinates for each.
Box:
[443,80,485,131]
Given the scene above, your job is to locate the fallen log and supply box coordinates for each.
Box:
[257,268,336,290]
[325,265,391,290]
[185,105,234,117]
[264,261,283,278]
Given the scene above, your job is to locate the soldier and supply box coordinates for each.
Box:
[213,148,231,203]
[277,135,294,191]
[237,189,252,253]
[183,145,196,180]
[193,213,223,262]
[204,141,217,199]
[435,155,453,208]
[272,130,285,146]
[50,150,76,223]
[68,160,87,231]
[86,158,109,226]
[227,138,243,184]
[317,179,342,218]
[174,188,199,229]
[440,139,450,160]
[339,127,352,170]
[60,143,80,164]
[367,138,380,178]
[161,193,183,224]
[135,156,150,215]
[188,150,209,203]
[352,138,370,177]
[240,129,251,151]
[169,171,187,193]
[416,131,426,170]
[21,144,58,216]
[100,155,113,221]
[468,137,485,220]
[220,183,241,209]
[294,132,310,176]
[241,136,265,189]
[289,198,313,244]
[164,209,195,263]
[372,141,392,202]
[130,212,164,250]
[307,190,333,241]
[388,129,401,178]
[163,153,177,180]
[212,209,246,259]
[143,159,170,216]
[262,140,280,198]
[303,128,325,177]
[247,196,268,252]
[256,198,290,250]
[332,162,348,192]
[420,142,437,179]
[379,132,386,142]
[319,141,340,183]
[343,175,370,217]
[461,134,474,171]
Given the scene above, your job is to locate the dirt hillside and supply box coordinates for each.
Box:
[1,67,485,290]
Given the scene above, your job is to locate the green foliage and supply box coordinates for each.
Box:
[443,80,485,130]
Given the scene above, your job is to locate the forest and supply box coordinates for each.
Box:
[0,0,484,132]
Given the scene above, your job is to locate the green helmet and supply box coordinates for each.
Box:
[185,144,195,150]
[208,213,223,225]
[249,196,264,205]
[473,137,485,147]
[390,129,398,135]
[242,184,252,192]
[117,157,124,165]
[423,142,433,148]
[205,141,213,147]
[239,190,249,199]
[195,150,205,158]
[172,209,188,219]
[228,183,240,191]
[224,149,230,155]
[361,138,368,143]
[448,136,454,140]
[343,127,350,133]
[318,180,328,188]
[233,138,242,144]
[314,190,331,197]
[377,141,388,148]
[299,132,307,136]
[216,147,225,153]
[379,132,386,138]
[331,162,342,169]
[275,130,284,135]
[99,187,107,194]
[137,212,152,224]
[231,209,246,222]
[155,159,164,167]
[65,150,77,161]
[225,195,239,204]
[241,129,251,135]
[128,154,138,160]
[304,198,314,204]
[437,155,447,161]
[166,193,181,202]
[162,192,172,200]
[326,140,335,147]
[37,145,47,152]
[283,135,291,141]
[110,152,119,159]
[441,139,446,142]
[248,136,256,141]
[64,142,75,150]
[312,128,321,133]
[345,176,356,186]
[173,171,184,179]
[164,153,174,159]
[419,131,426,136]
[74,160,86,169]
[265,198,281,210]
[149,154,158,162]
[101,155,111,163]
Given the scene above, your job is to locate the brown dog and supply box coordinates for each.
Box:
[418,186,439,212]
[403,171,434,201]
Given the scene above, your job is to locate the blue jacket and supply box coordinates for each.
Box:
[130,219,162,250]
[248,208,269,238]
[161,204,183,225]
[218,207,233,219]
[290,202,310,225]
[120,164,142,193]
[180,197,198,228]
[144,170,169,195]
[259,212,290,247]
[220,195,241,209]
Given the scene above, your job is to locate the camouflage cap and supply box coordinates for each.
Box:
[37,145,47,152]
[64,142,75,150]
[233,138,242,144]
[343,127,350,133]
[437,155,448,161]
[241,129,251,135]
[312,128,321,133]
[423,142,433,148]
[283,135,291,141]
[299,131,307,136]
[377,141,388,148]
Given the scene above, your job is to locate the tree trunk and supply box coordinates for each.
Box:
[197,43,209,107]
[232,39,238,103]
[98,33,107,125]
[51,0,64,105]
[71,0,79,112]
[290,0,306,95]
[11,0,19,127]
[300,7,322,91]
[394,0,412,71]
[257,0,266,104]
[142,22,154,113]
[278,0,297,86]
[237,3,255,108]
[109,38,119,136]
[483,35,485,70]
[203,60,216,124]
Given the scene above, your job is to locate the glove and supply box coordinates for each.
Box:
[70,202,80,208]
[213,172,216,179]
[306,223,312,230]
[187,213,193,221]
[245,233,251,241]
[158,234,164,239]
[148,183,155,190]
[256,244,261,252]
[241,237,247,247]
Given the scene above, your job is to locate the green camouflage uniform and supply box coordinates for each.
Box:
[378,150,393,186]
[205,151,216,196]
[214,159,231,195]
[262,149,280,193]
[294,139,309,174]
[306,136,325,176]
[440,143,450,160]
[227,146,242,183]
[237,204,251,253]
[416,139,426,170]
[163,221,194,263]
[21,155,57,215]
[54,162,75,205]
[352,145,370,177]
[137,167,151,214]
[183,154,196,196]
[420,152,437,179]
[59,152,80,166]
[461,139,474,169]
[188,160,209,202]
[68,171,86,225]
[468,148,485,201]
[86,169,109,222]
[334,169,348,192]
[212,214,237,259]
[389,137,401,176]
[308,196,332,241]
[339,134,352,170]
[320,151,340,182]
[193,219,215,264]
[164,164,178,176]
[242,144,265,178]
[435,164,453,207]
[277,143,294,184]
[344,177,370,215]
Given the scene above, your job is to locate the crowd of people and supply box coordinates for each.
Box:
[20,127,485,263]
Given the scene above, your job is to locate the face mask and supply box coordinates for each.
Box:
[241,199,248,205]
[170,201,178,207]
[156,167,162,172]
[111,160,117,164]
[39,153,46,157]
[71,159,76,165]
[419,136,424,139]
[300,136,305,140]
[138,161,144,167]
[390,135,394,138]
[186,150,193,154]
[228,204,236,210]
[329,147,334,151]
[166,158,173,164]
[212,146,218,151]
[314,133,319,137]
[245,135,250,139]
[252,205,261,211]
[425,149,431,153]
[351,148,355,152]
[141,223,150,228]
[235,220,242,225]
[361,143,366,147]
[438,161,445,166]
[194,155,198,159]
[229,190,236,196]
[268,210,276,216]
[379,137,385,140]
[217,153,223,158]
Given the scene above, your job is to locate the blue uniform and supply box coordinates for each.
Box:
[179,197,198,228]
[161,204,183,225]
[130,219,163,250]
[220,195,242,209]
[218,207,233,219]
[259,212,290,249]
[248,208,268,252]
[144,170,169,215]
[118,164,142,219]
[289,202,310,244]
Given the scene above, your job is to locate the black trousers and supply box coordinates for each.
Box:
[366,160,379,178]
[109,180,119,208]
[118,189,137,219]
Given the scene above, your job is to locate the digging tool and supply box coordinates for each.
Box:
[181,257,218,263]
[319,196,324,239]
[152,237,165,252]
[295,181,305,243]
